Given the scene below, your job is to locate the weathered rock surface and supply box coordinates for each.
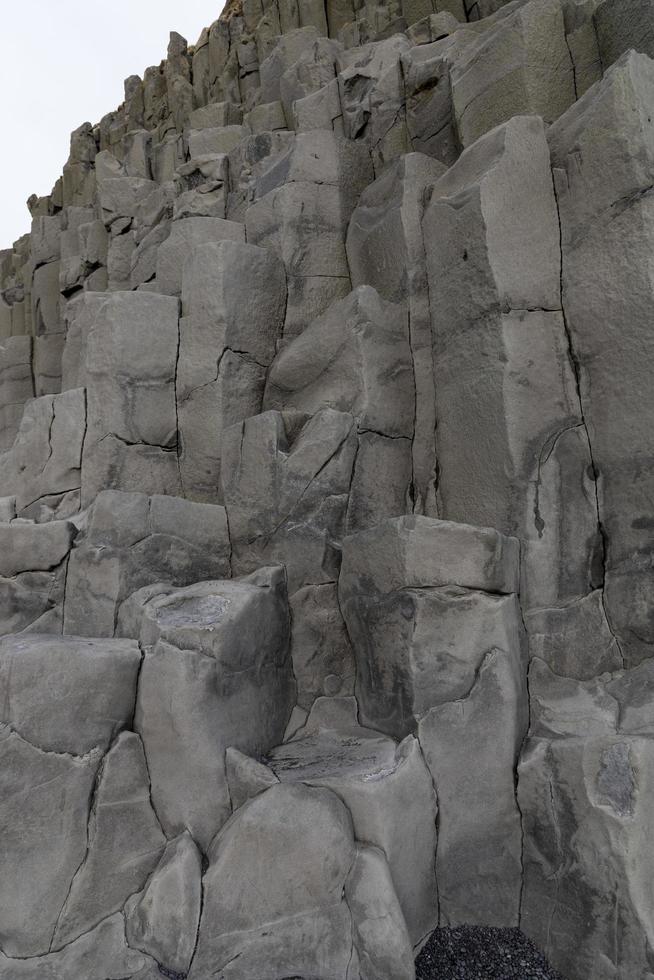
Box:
[2,1,654,976]
[131,566,294,849]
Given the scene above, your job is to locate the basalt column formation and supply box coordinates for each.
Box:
[1,1,654,978]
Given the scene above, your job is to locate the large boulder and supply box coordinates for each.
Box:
[130,566,295,850]
[340,516,527,925]
[267,696,438,944]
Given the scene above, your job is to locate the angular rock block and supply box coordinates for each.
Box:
[190,781,414,980]
[548,51,654,667]
[0,335,33,451]
[155,215,245,295]
[0,915,153,980]
[0,730,101,956]
[265,286,414,439]
[520,728,654,980]
[451,0,575,147]
[268,696,439,944]
[177,240,286,502]
[64,489,231,636]
[0,633,141,754]
[0,519,76,635]
[338,35,411,172]
[52,732,167,948]
[31,260,64,396]
[222,408,358,592]
[346,154,446,514]
[0,387,86,521]
[125,832,203,978]
[245,131,373,338]
[340,516,527,925]
[423,113,611,673]
[289,582,356,707]
[594,0,654,69]
[130,567,295,850]
[81,291,181,504]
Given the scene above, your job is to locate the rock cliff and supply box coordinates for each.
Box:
[1,0,654,977]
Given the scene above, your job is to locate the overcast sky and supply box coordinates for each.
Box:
[0,1,224,249]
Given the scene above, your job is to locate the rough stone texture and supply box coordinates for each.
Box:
[268,696,438,944]
[64,490,231,636]
[341,517,527,925]
[132,566,295,850]
[2,3,654,977]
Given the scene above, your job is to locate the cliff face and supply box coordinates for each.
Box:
[1,1,654,978]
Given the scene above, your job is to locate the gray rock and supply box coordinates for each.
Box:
[125,832,203,977]
[65,490,231,636]
[346,845,416,980]
[0,388,86,520]
[177,240,286,502]
[222,408,358,592]
[519,734,654,980]
[0,519,76,578]
[226,746,280,810]
[189,782,356,979]
[548,51,654,667]
[268,696,438,944]
[0,729,101,956]
[451,0,575,148]
[81,291,181,504]
[340,516,527,925]
[133,567,294,850]
[52,731,166,948]
[0,633,140,754]
[289,582,355,708]
[155,216,245,296]
[0,915,151,980]
[0,336,33,451]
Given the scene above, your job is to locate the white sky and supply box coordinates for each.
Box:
[0,1,225,250]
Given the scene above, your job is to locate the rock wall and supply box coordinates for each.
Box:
[1,0,654,977]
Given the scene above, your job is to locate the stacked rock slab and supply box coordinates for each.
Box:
[1,0,654,977]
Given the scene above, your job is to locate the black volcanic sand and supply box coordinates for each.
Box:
[416,926,566,980]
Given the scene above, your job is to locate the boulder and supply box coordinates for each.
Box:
[0,633,140,754]
[125,832,203,977]
[52,732,166,948]
[340,516,527,925]
[65,490,230,636]
[268,696,439,943]
[132,567,295,850]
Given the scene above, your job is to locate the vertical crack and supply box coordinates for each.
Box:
[550,165,625,668]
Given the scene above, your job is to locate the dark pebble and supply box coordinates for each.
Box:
[415,926,567,980]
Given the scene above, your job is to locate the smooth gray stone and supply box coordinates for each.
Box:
[125,832,203,977]
[268,697,439,944]
[0,633,140,754]
[177,240,286,502]
[0,336,33,451]
[222,409,358,592]
[0,388,86,519]
[226,746,280,810]
[81,291,181,504]
[346,845,416,980]
[0,729,101,957]
[189,783,356,980]
[451,0,575,148]
[519,735,654,980]
[289,582,355,708]
[155,216,245,296]
[52,732,167,948]
[265,285,414,439]
[132,567,295,850]
[0,914,151,980]
[0,520,76,577]
[548,51,654,667]
[65,490,231,637]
